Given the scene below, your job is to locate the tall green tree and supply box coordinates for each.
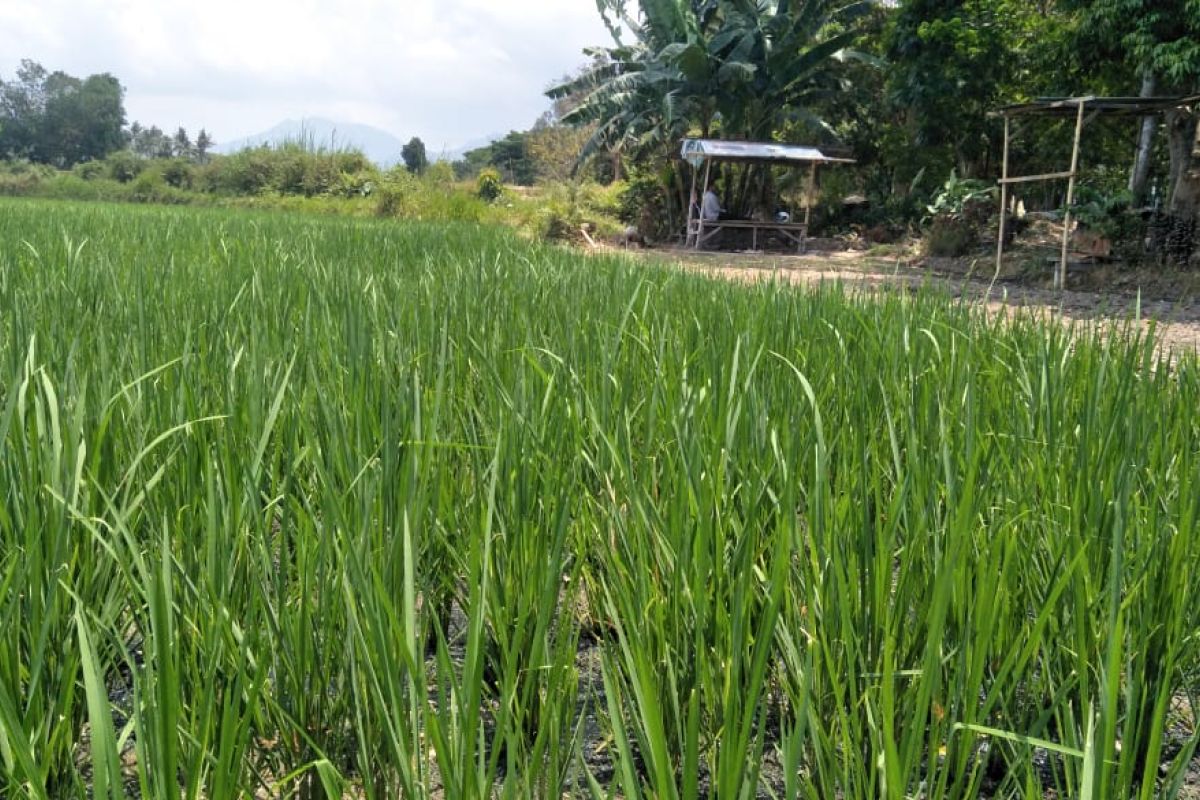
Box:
[195,129,214,164]
[172,127,193,159]
[131,124,173,159]
[402,136,428,175]
[0,61,125,166]
[886,0,1063,179]
[1063,0,1200,219]
[0,60,49,158]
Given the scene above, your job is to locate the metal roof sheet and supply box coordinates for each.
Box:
[681,139,855,165]
[992,95,1200,118]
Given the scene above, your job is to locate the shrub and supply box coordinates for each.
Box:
[538,202,580,242]
[477,168,503,202]
[925,171,995,225]
[619,168,672,241]
[105,150,143,183]
[160,158,195,189]
[0,160,54,195]
[73,160,106,181]
[375,186,402,217]
[202,148,275,195]
[921,172,996,257]
[925,216,977,257]
[126,169,191,204]
[337,171,375,198]
[424,161,455,188]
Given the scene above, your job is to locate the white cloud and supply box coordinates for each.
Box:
[0,0,614,148]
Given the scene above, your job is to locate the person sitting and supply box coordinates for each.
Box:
[701,188,723,222]
[698,189,727,249]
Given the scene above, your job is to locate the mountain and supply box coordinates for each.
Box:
[436,133,505,163]
[214,118,410,167]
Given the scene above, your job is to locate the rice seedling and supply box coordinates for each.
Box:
[0,198,1197,798]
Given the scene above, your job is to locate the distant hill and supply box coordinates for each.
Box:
[436,133,505,163]
[214,118,410,167]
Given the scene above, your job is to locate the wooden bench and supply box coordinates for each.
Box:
[694,219,809,253]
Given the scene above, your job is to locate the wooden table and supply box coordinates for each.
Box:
[694,219,809,253]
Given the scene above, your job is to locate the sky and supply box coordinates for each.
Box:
[0,0,617,152]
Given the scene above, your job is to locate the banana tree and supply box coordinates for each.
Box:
[549,0,876,223]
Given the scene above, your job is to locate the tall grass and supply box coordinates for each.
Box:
[0,197,1197,798]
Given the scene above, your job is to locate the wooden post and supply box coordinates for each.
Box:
[996,115,1010,275]
[1058,101,1087,290]
[804,162,817,227]
[696,158,713,250]
[685,161,698,247]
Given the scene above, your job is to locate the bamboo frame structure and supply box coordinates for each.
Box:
[994,97,1090,291]
[991,94,1200,291]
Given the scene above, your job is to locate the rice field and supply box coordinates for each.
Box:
[1,198,1198,799]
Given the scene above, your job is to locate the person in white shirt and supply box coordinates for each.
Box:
[701,189,723,222]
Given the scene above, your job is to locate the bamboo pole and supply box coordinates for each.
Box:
[1058,101,1087,290]
[1000,171,1077,185]
[996,116,1010,275]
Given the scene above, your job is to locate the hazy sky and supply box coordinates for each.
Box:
[0,0,615,151]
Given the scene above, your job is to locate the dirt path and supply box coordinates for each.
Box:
[643,248,1200,357]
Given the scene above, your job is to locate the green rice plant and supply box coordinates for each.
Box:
[0,198,1197,799]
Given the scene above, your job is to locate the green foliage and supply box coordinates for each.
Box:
[476,167,504,202]
[530,181,625,242]
[128,123,175,159]
[0,159,57,194]
[402,136,428,175]
[925,170,996,221]
[1066,0,1200,90]
[0,60,127,167]
[619,167,673,240]
[460,131,537,186]
[885,0,1066,179]
[104,150,143,183]
[200,143,376,197]
[526,116,595,182]
[72,159,106,181]
[366,167,491,223]
[1072,184,1135,232]
[1071,185,1155,262]
[451,145,493,180]
[923,170,995,255]
[159,158,194,190]
[549,1,873,167]
[129,167,192,204]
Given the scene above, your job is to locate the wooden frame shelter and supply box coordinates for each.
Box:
[992,95,1200,290]
[681,139,854,253]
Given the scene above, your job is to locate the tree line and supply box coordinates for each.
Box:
[0,59,216,168]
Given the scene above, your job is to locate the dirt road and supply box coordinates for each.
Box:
[648,248,1200,357]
